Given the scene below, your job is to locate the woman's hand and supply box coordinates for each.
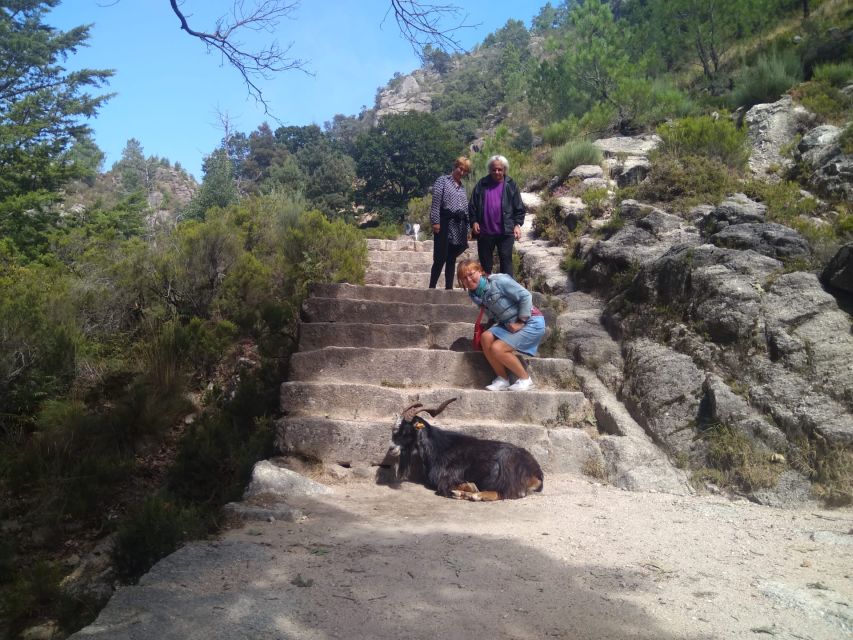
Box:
[432,223,441,233]
[507,320,524,333]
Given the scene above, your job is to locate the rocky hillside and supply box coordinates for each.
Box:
[518,95,852,505]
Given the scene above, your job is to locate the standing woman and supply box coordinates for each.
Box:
[469,154,526,277]
[456,259,545,392]
[428,157,472,289]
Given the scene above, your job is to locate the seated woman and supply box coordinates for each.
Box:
[456,259,545,392]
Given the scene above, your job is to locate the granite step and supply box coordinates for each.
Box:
[364,270,432,288]
[366,238,433,252]
[280,381,590,425]
[301,296,478,325]
[309,283,470,305]
[289,346,577,389]
[275,415,597,474]
[368,249,435,265]
[298,321,475,351]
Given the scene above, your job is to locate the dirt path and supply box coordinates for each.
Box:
[73,474,852,640]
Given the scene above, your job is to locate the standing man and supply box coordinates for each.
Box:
[469,155,526,277]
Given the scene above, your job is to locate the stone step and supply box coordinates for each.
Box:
[365,270,432,288]
[366,238,433,252]
[301,297,478,325]
[280,381,591,425]
[309,283,470,305]
[275,415,599,474]
[289,347,577,389]
[368,259,436,274]
[368,249,435,265]
[298,322,475,351]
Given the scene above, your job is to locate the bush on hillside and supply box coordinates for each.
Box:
[633,154,734,209]
[655,116,750,170]
[791,80,853,124]
[543,116,581,146]
[731,50,803,109]
[812,61,853,87]
[553,140,603,178]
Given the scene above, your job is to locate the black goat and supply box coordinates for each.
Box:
[387,397,544,501]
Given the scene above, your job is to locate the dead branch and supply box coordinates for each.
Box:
[169,0,310,113]
[386,0,474,56]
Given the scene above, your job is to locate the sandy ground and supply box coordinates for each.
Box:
[72,474,853,640]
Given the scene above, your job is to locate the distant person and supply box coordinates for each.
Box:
[428,157,472,289]
[457,259,544,392]
[469,154,526,277]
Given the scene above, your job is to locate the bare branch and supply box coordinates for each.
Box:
[169,0,310,113]
[386,0,475,56]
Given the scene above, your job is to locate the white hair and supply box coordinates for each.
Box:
[488,154,509,171]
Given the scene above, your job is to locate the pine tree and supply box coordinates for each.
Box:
[0,0,113,258]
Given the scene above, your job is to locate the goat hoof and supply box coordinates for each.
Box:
[468,493,483,502]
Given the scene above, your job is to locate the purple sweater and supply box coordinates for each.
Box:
[481,181,504,235]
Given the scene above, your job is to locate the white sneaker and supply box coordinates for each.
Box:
[485,376,510,391]
[509,377,534,391]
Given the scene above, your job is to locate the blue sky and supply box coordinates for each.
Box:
[49,1,544,180]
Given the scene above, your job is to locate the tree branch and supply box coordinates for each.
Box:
[385,0,474,56]
[169,0,310,113]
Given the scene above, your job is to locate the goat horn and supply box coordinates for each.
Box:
[423,397,458,418]
[401,402,424,422]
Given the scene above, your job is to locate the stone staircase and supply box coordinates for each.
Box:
[274,238,601,475]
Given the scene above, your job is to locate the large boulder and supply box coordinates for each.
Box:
[794,124,853,201]
[709,222,812,261]
[743,95,815,178]
[620,339,704,458]
[700,193,767,233]
[821,242,853,293]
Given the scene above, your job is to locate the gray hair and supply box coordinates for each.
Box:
[487,154,509,171]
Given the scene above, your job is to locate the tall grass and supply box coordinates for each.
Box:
[553,140,603,178]
[731,50,803,109]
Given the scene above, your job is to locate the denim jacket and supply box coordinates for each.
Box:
[469,274,532,326]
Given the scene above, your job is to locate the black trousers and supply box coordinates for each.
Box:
[429,221,467,289]
[477,233,515,277]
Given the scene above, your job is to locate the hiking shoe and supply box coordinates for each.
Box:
[509,377,534,391]
[485,376,510,391]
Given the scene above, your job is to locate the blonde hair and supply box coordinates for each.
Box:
[456,259,485,288]
[454,156,472,172]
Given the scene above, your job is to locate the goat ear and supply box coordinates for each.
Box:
[413,418,426,430]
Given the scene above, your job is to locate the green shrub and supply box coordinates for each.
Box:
[173,318,238,375]
[635,154,733,209]
[839,124,853,155]
[655,116,750,170]
[792,80,853,123]
[698,423,781,492]
[743,180,819,223]
[812,61,853,87]
[581,187,609,215]
[360,222,402,239]
[578,103,618,137]
[112,495,208,581]
[790,440,853,506]
[543,116,581,146]
[281,210,368,299]
[731,50,803,109]
[553,140,603,178]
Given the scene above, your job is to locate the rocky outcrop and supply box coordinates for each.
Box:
[821,242,853,293]
[744,95,816,178]
[594,134,661,187]
[794,124,853,202]
[374,70,435,120]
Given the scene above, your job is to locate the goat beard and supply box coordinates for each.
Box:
[395,446,426,484]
